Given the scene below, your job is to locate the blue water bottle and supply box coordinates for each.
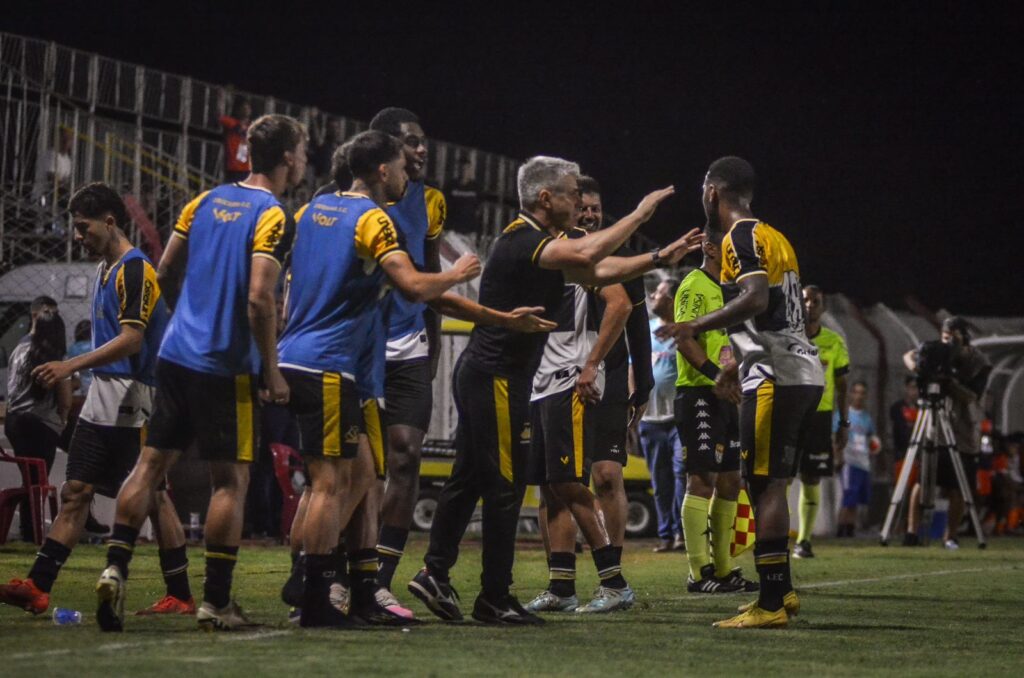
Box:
[53,608,83,625]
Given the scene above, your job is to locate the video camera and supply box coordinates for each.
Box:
[915,339,954,396]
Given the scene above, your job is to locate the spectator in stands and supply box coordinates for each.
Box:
[310,117,343,186]
[640,278,684,552]
[904,316,992,548]
[4,307,71,541]
[219,97,252,182]
[836,381,880,536]
[31,127,74,233]
[446,156,482,236]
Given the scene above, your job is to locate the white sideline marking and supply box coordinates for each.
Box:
[668,564,1019,602]
[799,565,1019,590]
[8,629,292,660]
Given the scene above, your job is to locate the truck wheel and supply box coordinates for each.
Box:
[625,492,656,538]
[411,487,440,532]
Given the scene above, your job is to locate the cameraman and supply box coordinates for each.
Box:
[902,316,991,548]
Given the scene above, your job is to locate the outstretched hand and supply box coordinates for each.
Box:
[657,227,705,265]
[633,186,675,223]
[505,306,557,333]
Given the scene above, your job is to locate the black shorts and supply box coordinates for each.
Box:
[674,386,741,474]
[799,410,835,477]
[147,359,259,463]
[66,420,143,498]
[284,369,364,460]
[526,389,592,485]
[739,382,823,481]
[384,358,433,431]
[937,450,978,492]
[587,400,628,466]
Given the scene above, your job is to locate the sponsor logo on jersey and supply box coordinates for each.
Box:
[213,208,243,223]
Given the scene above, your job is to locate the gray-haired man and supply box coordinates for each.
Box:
[409,156,700,624]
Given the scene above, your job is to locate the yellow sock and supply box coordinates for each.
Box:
[709,496,737,578]
[682,494,711,580]
[798,483,821,544]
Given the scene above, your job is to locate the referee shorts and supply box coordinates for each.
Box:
[674,386,740,474]
[739,382,822,481]
[147,359,258,463]
[526,389,591,486]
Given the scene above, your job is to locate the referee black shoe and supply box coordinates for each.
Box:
[687,564,741,594]
[408,568,463,621]
[793,540,815,559]
[471,592,544,625]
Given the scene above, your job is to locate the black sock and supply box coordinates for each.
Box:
[302,553,336,612]
[159,545,191,601]
[548,551,576,597]
[28,538,72,593]
[106,524,139,579]
[290,550,300,568]
[592,545,627,589]
[203,544,239,608]
[348,548,378,604]
[754,538,790,612]
[376,525,408,591]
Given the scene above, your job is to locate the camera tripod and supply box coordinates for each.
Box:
[879,384,986,548]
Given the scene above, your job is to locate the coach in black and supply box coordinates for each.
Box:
[408,156,698,624]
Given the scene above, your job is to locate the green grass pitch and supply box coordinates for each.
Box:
[1,536,1022,676]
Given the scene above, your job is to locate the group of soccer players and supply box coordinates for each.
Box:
[0,102,827,630]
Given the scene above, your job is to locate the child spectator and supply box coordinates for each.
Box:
[837,381,880,536]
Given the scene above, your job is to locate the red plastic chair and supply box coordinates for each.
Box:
[270,443,304,544]
[0,446,59,545]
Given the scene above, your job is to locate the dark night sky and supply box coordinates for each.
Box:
[5,2,1022,314]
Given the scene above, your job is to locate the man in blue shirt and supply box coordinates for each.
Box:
[93,114,306,632]
[640,279,685,551]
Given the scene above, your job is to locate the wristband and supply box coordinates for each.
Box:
[650,247,664,268]
[697,360,721,381]
[838,419,851,429]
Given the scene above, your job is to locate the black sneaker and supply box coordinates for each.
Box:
[471,592,544,625]
[793,540,815,559]
[722,567,759,592]
[686,563,741,594]
[408,568,463,621]
[281,555,305,608]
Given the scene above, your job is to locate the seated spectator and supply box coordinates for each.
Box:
[220,96,252,183]
[836,381,880,537]
[4,308,71,541]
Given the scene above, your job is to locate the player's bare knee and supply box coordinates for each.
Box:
[716,472,741,501]
[60,480,95,511]
[686,473,715,499]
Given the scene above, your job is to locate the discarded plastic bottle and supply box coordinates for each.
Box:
[52,608,82,625]
[189,512,202,542]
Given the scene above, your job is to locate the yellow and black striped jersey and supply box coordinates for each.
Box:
[720,219,824,390]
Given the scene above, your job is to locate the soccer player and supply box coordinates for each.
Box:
[357,108,447,606]
[93,114,305,632]
[575,176,655,568]
[279,141,554,624]
[794,285,851,558]
[674,225,757,593]
[523,228,635,615]
[0,183,192,616]
[657,157,824,628]
[409,155,699,624]
[277,130,481,627]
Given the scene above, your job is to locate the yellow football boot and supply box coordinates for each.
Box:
[737,590,800,617]
[713,604,788,629]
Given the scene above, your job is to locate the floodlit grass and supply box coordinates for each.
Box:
[1,535,1022,676]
